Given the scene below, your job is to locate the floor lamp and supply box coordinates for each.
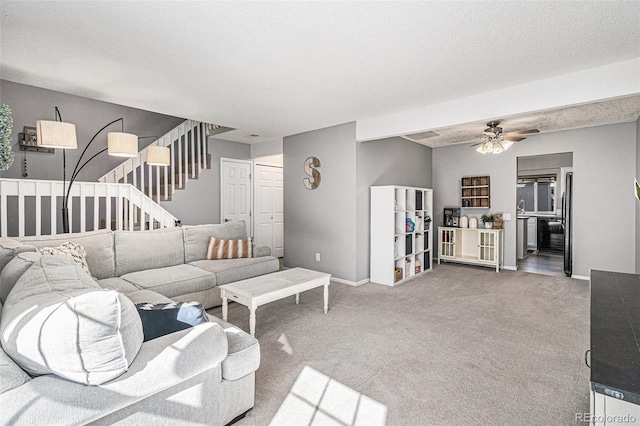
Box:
[36,107,141,233]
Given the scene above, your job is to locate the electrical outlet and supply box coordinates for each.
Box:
[315,253,320,262]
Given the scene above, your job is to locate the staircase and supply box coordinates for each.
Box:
[0,178,177,237]
[99,120,215,204]
[0,120,219,238]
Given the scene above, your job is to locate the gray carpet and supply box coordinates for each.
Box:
[209,263,590,426]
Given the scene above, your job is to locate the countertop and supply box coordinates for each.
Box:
[590,270,640,405]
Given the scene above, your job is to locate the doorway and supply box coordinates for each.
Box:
[516,153,573,277]
[220,158,253,237]
[220,158,285,258]
[253,163,284,257]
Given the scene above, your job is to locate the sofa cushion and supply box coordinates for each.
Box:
[126,290,259,381]
[0,238,36,277]
[206,237,252,260]
[97,277,140,294]
[136,301,209,342]
[206,314,260,381]
[0,252,40,304]
[18,230,115,280]
[0,347,31,395]
[190,256,279,285]
[0,300,31,395]
[0,255,143,385]
[114,228,184,276]
[183,221,248,263]
[121,264,216,299]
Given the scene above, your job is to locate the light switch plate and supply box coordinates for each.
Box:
[503,213,511,221]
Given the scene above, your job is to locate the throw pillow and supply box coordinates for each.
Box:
[135,301,209,342]
[0,255,143,386]
[206,237,252,260]
[37,242,91,275]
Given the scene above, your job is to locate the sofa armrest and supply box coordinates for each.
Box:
[252,243,271,257]
[0,322,228,425]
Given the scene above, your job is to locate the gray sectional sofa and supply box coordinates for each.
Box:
[0,221,280,425]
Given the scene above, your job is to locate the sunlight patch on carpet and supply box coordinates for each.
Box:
[269,366,387,426]
[278,333,293,355]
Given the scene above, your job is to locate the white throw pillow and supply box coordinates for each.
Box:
[37,241,91,275]
[0,255,143,385]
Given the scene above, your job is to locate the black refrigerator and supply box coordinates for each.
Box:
[563,172,573,276]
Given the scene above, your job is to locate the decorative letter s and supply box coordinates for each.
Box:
[304,157,321,190]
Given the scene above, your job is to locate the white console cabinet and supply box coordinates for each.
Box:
[438,227,503,272]
[370,186,433,286]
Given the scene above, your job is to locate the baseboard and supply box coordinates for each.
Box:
[281,266,368,286]
[571,274,589,281]
[331,277,369,287]
[503,265,517,271]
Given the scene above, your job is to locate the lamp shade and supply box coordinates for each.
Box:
[146,145,170,166]
[36,120,78,149]
[107,132,138,157]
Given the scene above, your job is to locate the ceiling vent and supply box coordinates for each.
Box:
[401,130,439,143]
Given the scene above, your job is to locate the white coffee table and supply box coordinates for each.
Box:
[218,268,331,336]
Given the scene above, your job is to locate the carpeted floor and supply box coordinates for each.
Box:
[208,263,590,426]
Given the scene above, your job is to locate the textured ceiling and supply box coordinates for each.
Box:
[404,96,640,148]
[1,2,639,144]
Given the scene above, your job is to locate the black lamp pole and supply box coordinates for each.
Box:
[59,110,125,233]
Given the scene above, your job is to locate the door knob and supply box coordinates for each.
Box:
[224,219,230,222]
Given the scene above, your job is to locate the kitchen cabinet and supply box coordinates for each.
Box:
[527,218,537,250]
[437,227,503,272]
[517,218,528,260]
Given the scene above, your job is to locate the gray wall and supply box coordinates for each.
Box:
[0,80,183,182]
[433,122,637,277]
[251,138,283,166]
[636,117,640,273]
[355,137,432,281]
[160,138,251,225]
[517,152,573,171]
[283,124,433,283]
[283,122,358,282]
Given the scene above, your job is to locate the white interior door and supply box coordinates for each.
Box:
[221,159,252,237]
[254,164,284,257]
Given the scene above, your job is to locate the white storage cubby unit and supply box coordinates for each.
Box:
[437,227,504,272]
[370,185,433,286]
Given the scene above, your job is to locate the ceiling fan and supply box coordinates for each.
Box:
[472,121,539,154]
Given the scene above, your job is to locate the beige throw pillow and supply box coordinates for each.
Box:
[206,237,252,260]
[37,242,91,275]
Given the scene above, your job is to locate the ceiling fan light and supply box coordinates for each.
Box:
[477,142,493,154]
[502,141,514,151]
[492,144,504,154]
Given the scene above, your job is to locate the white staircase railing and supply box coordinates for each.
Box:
[99,120,210,202]
[0,178,177,237]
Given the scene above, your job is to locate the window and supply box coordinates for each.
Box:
[517,175,555,213]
